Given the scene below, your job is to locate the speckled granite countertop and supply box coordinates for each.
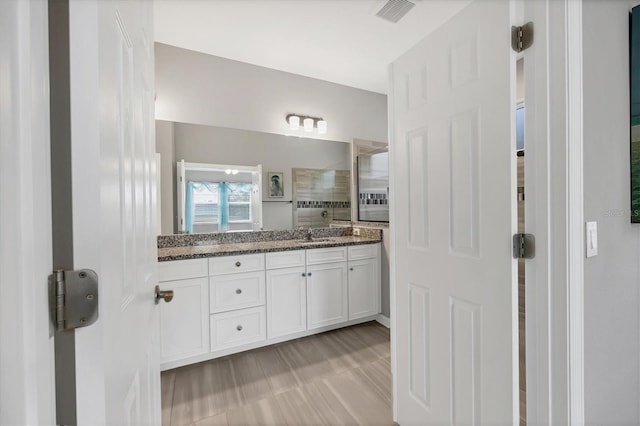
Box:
[158,228,382,262]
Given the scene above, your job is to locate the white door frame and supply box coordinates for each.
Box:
[0,0,56,424]
[524,0,584,424]
[388,0,585,423]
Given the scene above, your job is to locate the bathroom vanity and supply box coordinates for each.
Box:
[156,229,382,370]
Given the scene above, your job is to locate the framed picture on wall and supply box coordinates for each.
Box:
[268,172,284,198]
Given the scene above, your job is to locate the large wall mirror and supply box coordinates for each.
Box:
[156,120,353,235]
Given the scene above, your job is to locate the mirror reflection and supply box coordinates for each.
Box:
[351,139,389,223]
[176,162,263,234]
[157,121,352,234]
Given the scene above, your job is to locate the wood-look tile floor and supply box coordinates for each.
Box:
[161,322,394,426]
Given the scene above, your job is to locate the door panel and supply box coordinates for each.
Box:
[391,0,516,423]
[69,0,159,423]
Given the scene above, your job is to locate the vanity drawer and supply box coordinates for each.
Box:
[210,271,265,313]
[266,250,305,270]
[348,244,379,261]
[209,253,265,275]
[158,258,208,282]
[306,246,348,265]
[210,306,266,352]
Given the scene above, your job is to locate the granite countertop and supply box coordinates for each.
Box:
[158,235,381,262]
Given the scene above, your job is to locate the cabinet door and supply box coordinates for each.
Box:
[348,257,381,320]
[306,262,348,329]
[266,266,307,339]
[159,277,209,364]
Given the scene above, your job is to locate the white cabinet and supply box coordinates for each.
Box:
[209,271,265,313]
[306,247,349,330]
[266,266,307,338]
[348,245,381,320]
[159,243,381,368]
[210,306,266,351]
[158,259,209,365]
[209,253,267,352]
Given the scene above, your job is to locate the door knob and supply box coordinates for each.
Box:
[154,285,174,304]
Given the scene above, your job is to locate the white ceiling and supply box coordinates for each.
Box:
[154,0,471,94]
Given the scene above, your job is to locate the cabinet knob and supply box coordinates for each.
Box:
[308,272,312,277]
[235,261,241,267]
[302,272,306,277]
[350,267,354,271]
[236,325,243,331]
[236,288,242,294]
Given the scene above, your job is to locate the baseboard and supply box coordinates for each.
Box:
[376,314,390,328]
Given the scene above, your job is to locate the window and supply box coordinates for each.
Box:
[192,187,219,224]
[186,181,254,233]
[227,185,252,223]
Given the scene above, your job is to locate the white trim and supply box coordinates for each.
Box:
[387,60,398,424]
[375,314,390,328]
[0,0,55,423]
[566,0,585,423]
[524,0,583,423]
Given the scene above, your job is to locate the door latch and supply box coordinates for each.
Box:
[50,269,99,331]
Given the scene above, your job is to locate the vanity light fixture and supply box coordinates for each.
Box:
[317,119,327,134]
[288,115,300,130]
[286,114,327,135]
[303,118,314,132]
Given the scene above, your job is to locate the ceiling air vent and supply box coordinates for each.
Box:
[375,0,416,23]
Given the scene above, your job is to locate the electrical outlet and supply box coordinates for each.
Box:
[353,228,361,236]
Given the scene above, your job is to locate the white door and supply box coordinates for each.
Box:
[68,0,160,424]
[390,0,517,424]
[0,0,55,423]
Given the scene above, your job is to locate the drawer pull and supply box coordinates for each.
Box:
[236,325,243,331]
[235,261,241,267]
[236,288,242,294]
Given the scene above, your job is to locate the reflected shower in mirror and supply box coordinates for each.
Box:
[352,139,389,223]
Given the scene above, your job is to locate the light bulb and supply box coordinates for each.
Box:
[231,169,238,175]
[288,115,300,130]
[303,118,314,132]
[225,169,232,175]
[317,119,327,134]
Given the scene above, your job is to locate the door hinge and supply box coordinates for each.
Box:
[513,233,535,259]
[511,22,534,53]
[50,269,99,331]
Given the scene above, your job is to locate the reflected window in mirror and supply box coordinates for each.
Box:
[186,182,254,233]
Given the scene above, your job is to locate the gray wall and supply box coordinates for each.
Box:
[155,43,388,144]
[583,1,640,423]
[156,121,176,234]
[158,121,350,233]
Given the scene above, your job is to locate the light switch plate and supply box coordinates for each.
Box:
[586,221,598,258]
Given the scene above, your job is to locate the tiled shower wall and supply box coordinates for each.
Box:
[292,168,351,228]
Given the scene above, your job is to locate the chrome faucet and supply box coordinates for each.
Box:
[306,227,313,242]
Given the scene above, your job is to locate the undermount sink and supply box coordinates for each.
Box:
[295,238,333,244]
